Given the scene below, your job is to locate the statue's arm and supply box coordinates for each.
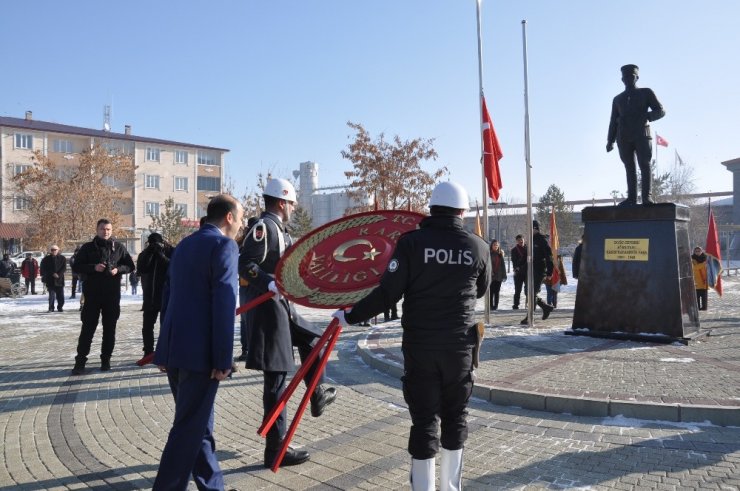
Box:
[646,89,665,122]
[607,99,618,148]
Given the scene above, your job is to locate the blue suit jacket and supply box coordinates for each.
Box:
[154,224,238,372]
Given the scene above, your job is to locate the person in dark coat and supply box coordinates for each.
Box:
[71,219,135,374]
[153,194,243,491]
[135,232,174,366]
[21,253,40,295]
[510,235,527,309]
[40,245,66,312]
[69,246,81,298]
[489,239,507,310]
[0,254,15,278]
[129,271,139,295]
[521,221,554,324]
[333,181,491,490]
[239,177,336,469]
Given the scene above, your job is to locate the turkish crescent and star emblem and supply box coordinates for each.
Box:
[275,210,424,308]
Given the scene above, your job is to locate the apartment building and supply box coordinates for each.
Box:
[0,112,228,250]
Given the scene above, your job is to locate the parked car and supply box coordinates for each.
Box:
[11,251,45,268]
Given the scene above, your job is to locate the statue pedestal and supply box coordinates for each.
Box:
[569,204,701,343]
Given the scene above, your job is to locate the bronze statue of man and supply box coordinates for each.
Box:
[607,64,665,206]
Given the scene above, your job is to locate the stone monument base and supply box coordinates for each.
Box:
[570,203,701,343]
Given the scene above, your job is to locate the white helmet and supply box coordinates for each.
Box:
[429,181,469,210]
[263,178,296,203]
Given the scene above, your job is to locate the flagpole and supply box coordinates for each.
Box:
[476,0,491,323]
[522,19,534,327]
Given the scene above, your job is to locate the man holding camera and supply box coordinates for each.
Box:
[71,219,135,375]
[135,232,173,366]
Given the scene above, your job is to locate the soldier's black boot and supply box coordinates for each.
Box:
[310,384,337,417]
[264,434,309,468]
[537,298,554,320]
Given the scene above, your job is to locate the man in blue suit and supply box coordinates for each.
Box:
[153,194,244,491]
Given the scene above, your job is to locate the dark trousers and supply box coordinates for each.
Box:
[239,286,255,356]
[489,280,502,309]
[696,289,708,311]
[142,309,160,354]
[48,286,64,311]
[75,294,121,364]
[154,368,223,491]
[546,283,558,308]
[262,343,325,448]
[618,138,652,200]
[402,345,474,459]
[513,272,525,307]
[25,278,36,294]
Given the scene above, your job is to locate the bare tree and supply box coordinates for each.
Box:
[341,122,447,213]
[11,144,135,248]
[149,197,189,245]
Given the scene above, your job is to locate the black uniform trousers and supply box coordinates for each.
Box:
[142,309,160,354]
[401,345,474,459]
[262,342,325,448]
[617,137,652,199]
[75,293,121,363]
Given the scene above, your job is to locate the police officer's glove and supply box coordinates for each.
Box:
[331,308,351,328]
[267,281,282,302]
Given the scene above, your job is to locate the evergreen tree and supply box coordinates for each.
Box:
[149,197,189,245]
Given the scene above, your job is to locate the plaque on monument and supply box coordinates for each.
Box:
[570,203,701,343]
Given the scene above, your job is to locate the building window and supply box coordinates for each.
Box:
[14,164,32,176]
[174,176,188,192]
[52,139,74,153]
[14,196,30,210]
[145,201,160,216]
[15,133,33,150]
[175,150,188,164]
[146,147,160,162]
[197,176,220,192]
[103,175,116,186]
[197,150,217,166]
[145,174,160,189]
[175,203,188,216]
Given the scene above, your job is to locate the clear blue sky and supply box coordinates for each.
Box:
[1,1,736,205]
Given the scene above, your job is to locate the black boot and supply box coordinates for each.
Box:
[264,443,310,468]
[71,360,86,376]
[100,357,111,371]
[536,298,553,320]
[311,384,337,417]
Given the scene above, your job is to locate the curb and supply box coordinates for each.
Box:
[356,336,740,427]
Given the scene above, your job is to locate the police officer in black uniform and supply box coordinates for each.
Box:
[239,178,336,468]
[333,181,490,491]
[607,64,665,206]
[521,220,554,324]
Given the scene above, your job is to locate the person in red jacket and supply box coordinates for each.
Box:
[21,253,39,295]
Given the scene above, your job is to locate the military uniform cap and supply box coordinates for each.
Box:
[620,64,639,76]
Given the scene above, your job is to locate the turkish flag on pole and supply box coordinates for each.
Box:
[705,209,723,296]
[481,96,503,201]
[549,207,561,291]
[656,134,669,147]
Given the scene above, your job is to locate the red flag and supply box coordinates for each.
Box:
[549,207,561,291]
[481,96,503,201]
[656,134,669,147]
[705,209,723,296]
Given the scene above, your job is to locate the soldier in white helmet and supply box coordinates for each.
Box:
[239,178,337,468]
[332,181,490,491]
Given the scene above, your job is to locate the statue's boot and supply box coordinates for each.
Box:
[641,178,655,205]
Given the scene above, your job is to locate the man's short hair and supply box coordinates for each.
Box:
[206,194,239,223]
[97,218,112,228]
[515,234,523,240]
[264,195,281,209]
[429,205,460,217]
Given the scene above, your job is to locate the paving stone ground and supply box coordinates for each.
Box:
[0,278,738,490]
